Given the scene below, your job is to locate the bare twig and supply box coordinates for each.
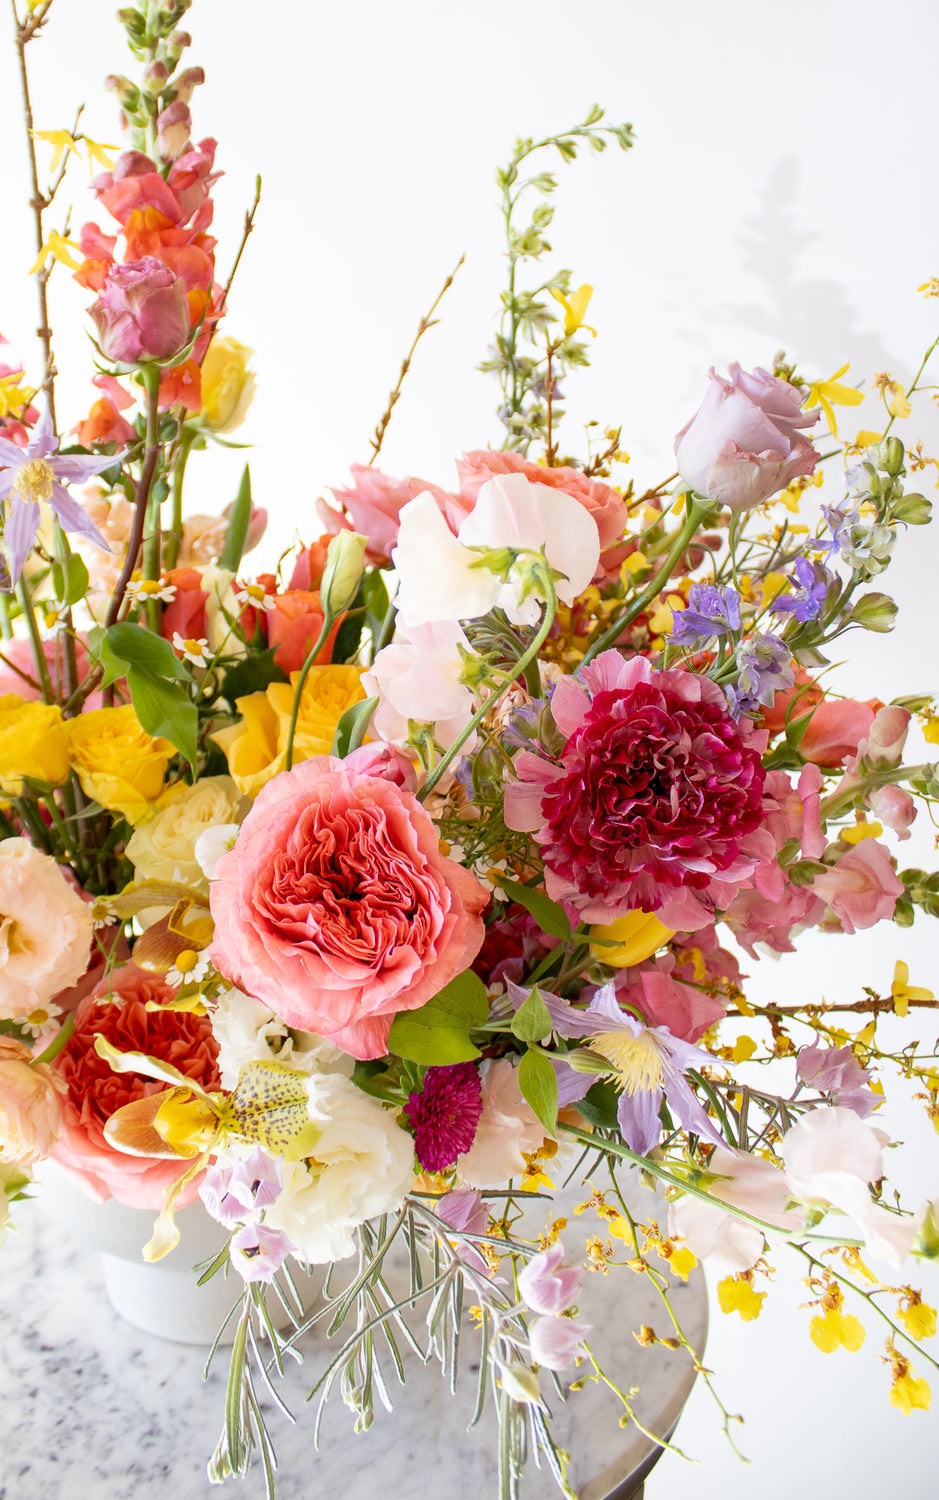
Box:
[367,255,465,462]
[217,175,262,317]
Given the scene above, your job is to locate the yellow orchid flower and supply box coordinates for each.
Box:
[549,283,596,337]
[29,229,82,274]
[804,364,865,437]
[873,372,912,419]
[31,128,79,175]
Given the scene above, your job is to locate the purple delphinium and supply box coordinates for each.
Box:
[772,557,831,624]
[669,582,741,647]
[404,1062,484,1171]
[728,632,794,719]
[0,410,117,584]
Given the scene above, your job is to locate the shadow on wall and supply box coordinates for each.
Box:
[717,155,894,376]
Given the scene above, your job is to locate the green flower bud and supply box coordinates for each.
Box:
[913,1201,939,1260]
[875,436,905,476]
[893,492,932,525]
[843,592,898,633]
[320,531,367,616]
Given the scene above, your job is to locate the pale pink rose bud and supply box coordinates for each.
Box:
[518,1243,584,1316]
[867,783,916,839]
[675,364,820,511]
[157,100,192,162]
[90,257,190,364]
[0,1037,65,1166]
[529,1314,591,1370]
[857,705,910,766]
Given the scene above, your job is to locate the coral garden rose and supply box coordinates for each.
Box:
[0,1036,65,1166]
[0,840,95,1022]
[675,364,820,511]
[505,651,767,924]
[90,256,190,364]
[208,756,489,1060]
[50,964,221,1208]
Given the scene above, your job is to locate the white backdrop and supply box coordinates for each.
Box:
[2,1,938,1494]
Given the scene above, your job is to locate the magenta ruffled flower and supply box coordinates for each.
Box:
[505,651,767,925]
[404,1062,483,1171]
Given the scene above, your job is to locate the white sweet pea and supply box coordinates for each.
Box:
[393,492,501,627]
[362,619,477,749]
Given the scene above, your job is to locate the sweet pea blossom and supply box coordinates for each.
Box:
[518,1243,583,1316]
[0,410,114,583]
[362,619,478,749]
[796,1042,879,1118]
[668,1148,800,1273]
[529,1315,591,1370]
[392,472,601,628]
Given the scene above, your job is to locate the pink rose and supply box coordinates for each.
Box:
[0,840,95,1022]
[318,465,455,565]
[456,449,628,550]
[208,756,489,1060]
[675,364,820,511]
[50,964,221,1208]
[0,1036,65,1166]
[90,256,190,363]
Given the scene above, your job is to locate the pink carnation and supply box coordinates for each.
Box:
[505,652,767,923]
[455,450,628,550]
[208,756,489,1060]
[50,964,221,1208]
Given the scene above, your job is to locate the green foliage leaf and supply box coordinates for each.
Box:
[218,464,252,573]
[331,696,378,759]
[575,1079,620,1130]
[388,970,488,1065]
[98,621,189,688]
[517,1048,558,1137]
[511,986,552,1043]
[126,666,197,770]
[219,647,288,703]
[496,876,571,940]
[53,552,89,608]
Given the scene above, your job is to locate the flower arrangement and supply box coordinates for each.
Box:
[1,2,938,1496]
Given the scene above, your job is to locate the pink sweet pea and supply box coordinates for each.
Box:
[518,1243,583,1316]
[676,364,820,511]
[529,1315,591,1370]
[363,619,477,750]
[90,256,190,364]
[668,1147,800,1272]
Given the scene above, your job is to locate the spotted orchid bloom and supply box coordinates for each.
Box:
[523,981,725,1156]
[0,409,116,585]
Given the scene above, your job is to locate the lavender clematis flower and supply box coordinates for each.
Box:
[535,982,725,1156]
[0,409,116,584]
[771,557,831,624]
[669,582,741,646]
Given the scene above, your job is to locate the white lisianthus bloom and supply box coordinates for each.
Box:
[0,839,94,1021]
[211,987,352,1090]
[392,473,601,629]
[264,1072,414,1263]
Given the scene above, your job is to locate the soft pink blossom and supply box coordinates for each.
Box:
[90,256,189,363]
[363,620,477,749]
[796,1042,879,1117]
[675,364,820,511]
[318,465,456,565]
[455,1059,547,1188]
[852,705,910,768]
[529,1315,591,1370]
[455,449,628,550]
[208,756,489,1060]
[668,1147,799,1272]
[811,839,903,934]
[867,783,916,840]
[0,840,95,1022]
[518,1243,584,1315]
[0,1036,65,1166]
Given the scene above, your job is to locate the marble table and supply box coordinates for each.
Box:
[0,1180,707,1500]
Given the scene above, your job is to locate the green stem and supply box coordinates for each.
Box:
[581,497,713,665]
[283,614,335,771]
[163,424,195,571]
[882,332,939,436]
[16,578,52,701]
[33,1011,75,1067]
[418,566,558,802]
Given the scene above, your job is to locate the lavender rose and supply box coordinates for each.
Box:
[675,364,820,510]
[90,256,190,363]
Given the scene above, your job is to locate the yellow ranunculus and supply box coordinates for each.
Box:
[0,696,71,794]
[126,775,245,891]
[589,909,675,968]
[199,336,256,433]
[65,705,174,823]
[213,665,367,798]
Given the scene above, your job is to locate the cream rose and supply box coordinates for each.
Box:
[264,1072,414,1262]
[126,775,245,891]
[0,840,95,1021]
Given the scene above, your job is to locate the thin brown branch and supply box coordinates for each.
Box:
[217,176,262,317]
[724,996,939,1020]
[105,443,160,630]
[368,254,465,462]
[12,0,58,425]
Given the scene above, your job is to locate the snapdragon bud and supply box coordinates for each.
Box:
[143,60,169,95]
[105,74,141,113]
[164,29,192,62]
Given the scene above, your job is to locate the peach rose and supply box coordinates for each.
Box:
[0,1036,65,1165]
[50,964,221,1207]
[209,756,489,1060]
[0,840,95,1022]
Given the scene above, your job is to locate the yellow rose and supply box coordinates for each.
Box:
[199,336,256,433]
[0,696,71,794]
[126,775,246,891]
[213,665,366,798]
[66,705,174,823]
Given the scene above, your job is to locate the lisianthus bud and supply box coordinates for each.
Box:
[842,592,898,633]
[199,336,256,433]
[320,530,367,615]
[875,436,905,477]
[90,257,189,364]
[893,492,932,524]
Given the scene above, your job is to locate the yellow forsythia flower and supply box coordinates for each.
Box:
[803,364,865,438]
[589,909,675,968]
[198,336,257,434]
[213,665,366,798]
[890,1371,932,1414]
[717,1275,765,1321]
[0,696,71,793]
[892,960,934,1019]
[809,1307,866,1352]
[66,705,174,823]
